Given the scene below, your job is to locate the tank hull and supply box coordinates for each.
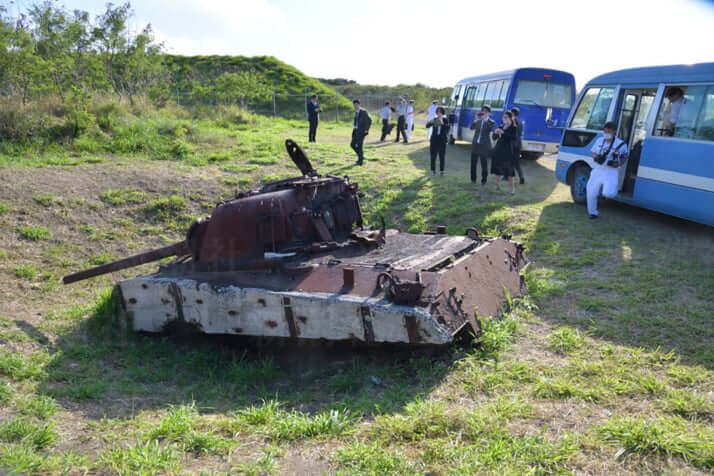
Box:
[116,236,528,346]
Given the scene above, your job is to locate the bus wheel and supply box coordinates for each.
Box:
[570,165,590,204]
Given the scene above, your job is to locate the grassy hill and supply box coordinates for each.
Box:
[165,55,353,119]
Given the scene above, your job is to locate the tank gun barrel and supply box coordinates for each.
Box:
[63,241,189,285]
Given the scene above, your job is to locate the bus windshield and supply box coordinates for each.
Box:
[513,80,573,109]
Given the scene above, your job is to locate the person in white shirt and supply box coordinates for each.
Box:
[395,98,408,143]
[664,87,684,136]
[586,121,629,219]
[426,100,438,140]
[406,100,415,140]
[379,101,393,141]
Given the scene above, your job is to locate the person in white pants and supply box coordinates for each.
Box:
[406,100,415,140]
[426,100,438,139]
[586,121,628,219]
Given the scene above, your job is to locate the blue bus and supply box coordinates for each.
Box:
[448,68,576,158]
[556,62,714,227]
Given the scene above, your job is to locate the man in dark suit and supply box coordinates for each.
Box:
[511,107,525,184]
[469,104,496,185]
[426,106,450,175]
[350,99,371,165]
[307,94,322,142]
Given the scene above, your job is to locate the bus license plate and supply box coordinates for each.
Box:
[527,143,545,152]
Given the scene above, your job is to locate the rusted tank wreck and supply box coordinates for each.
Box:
[64,140,528,345]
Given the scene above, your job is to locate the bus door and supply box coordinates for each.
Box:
[616,88,657,194]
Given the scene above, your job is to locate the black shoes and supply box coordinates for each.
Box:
[520,178,525,184]
[589,214,598,219]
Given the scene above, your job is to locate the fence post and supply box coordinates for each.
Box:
[304,91,308,120]
[335,92,338,122]
[273,90,277,117]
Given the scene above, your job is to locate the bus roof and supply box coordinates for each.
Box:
[587,62,714,86]
[455,67,574,85]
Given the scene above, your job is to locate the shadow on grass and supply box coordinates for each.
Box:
[527,198,714,369]
[37,293,465,420]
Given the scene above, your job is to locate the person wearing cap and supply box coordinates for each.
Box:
[307,94,322,142]
[395,98,408,144]
[586,121,629,219]
[350,99,372,166]
[406,100,415,140]
[426,100,438,140]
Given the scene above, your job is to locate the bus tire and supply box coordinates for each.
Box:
[570,165,590,204]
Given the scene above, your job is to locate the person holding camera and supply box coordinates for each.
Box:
[307,95,322,142]
[586,121,629,219]
[491,111,519,195]
[469,104,496,185]
[425,106,450,176]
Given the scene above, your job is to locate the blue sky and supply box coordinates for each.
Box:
[9,0,714,89]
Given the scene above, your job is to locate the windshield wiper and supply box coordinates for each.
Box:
[516,99,545,110]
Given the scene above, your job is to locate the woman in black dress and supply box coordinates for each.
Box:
[491,111,518,194]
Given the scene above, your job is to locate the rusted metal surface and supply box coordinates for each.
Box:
[62,241,189,284]
[65,138,530,346]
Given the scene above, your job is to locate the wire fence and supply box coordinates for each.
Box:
[173,91,414,122]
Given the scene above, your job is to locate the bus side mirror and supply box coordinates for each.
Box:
[545,107,553,123]
[442,97,447,104]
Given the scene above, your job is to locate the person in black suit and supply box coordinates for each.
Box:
[350,99,371,165]
[511,107,525,184]
[425,106,450,175]
[491,111,518,194]
[307,95,322,142]
[469,104,496,185]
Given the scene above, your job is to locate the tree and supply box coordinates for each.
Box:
[214,70,270,108]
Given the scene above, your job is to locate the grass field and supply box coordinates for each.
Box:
[0,113,712,475]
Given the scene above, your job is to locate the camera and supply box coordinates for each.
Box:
[606,158,620,168]
[594,154,607,165]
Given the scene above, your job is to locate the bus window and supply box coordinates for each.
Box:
[499,79,511,106]
[449,86,462,108]
[694,86,714,141]
[472,83,486,108]
[570,87,615,130]
[655,85,714,141]
[490,80,504,108]
[514,80,574,109]
[484,81,499,108]
[464,86,475,108]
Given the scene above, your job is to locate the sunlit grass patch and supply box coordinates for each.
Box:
[18,394,59,420]
[333,441,418,475]
[0,418,59,449]
[16,225,50,241]
[548,326,586,355]
[372,399,457,441]
[99,188,147,205]
[0,349,54,381]
[597,416,714,470]
[99,439,183,474]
